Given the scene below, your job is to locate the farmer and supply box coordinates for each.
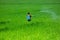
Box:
[27,12,32,22]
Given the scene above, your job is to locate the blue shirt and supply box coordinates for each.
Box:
[27,15,31,20]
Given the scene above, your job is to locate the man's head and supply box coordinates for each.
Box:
[28,12,30,15]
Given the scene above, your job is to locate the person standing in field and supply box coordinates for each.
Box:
[27,12,32,22]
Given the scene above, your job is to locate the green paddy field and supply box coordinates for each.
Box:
[0,0,60,40]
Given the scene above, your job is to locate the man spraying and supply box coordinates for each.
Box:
[27,12,32,22]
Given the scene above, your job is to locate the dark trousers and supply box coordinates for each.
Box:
[28,19,31,21]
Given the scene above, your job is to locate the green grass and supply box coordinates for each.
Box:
[0,21,60,40]
[0,0,60,40]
